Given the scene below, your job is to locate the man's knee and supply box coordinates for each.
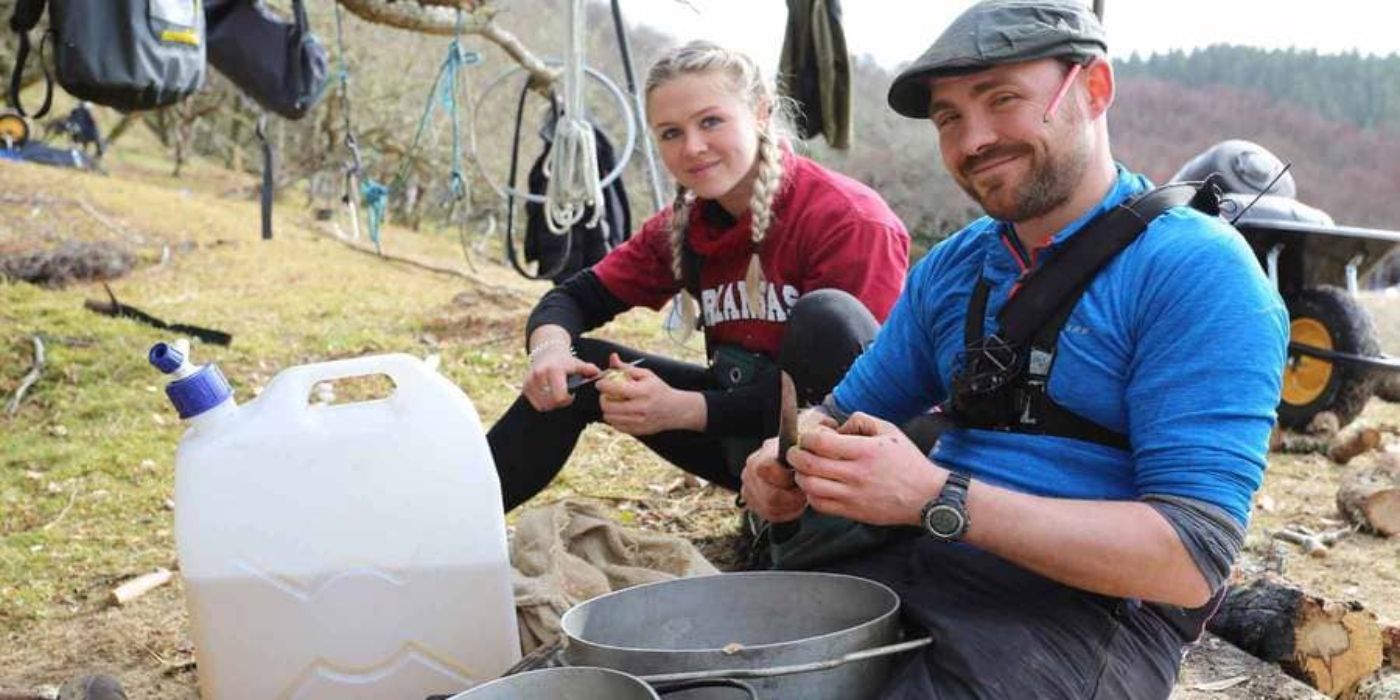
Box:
[780,289,879,406]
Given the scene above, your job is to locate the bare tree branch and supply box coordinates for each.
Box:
[336,0,558,91]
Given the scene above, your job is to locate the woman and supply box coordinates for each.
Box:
[489,40,910,511]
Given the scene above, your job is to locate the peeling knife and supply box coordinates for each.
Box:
[777,370,799,469]
[566,357,646,393]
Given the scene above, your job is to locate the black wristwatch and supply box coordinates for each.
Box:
[919,472,971,542]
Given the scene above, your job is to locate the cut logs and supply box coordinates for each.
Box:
[1336,453,1400,537]
[1208,575,1384,698]
[107,568,173,607]
[1328,426,1383,466]
[1172,633,1326,699]
[1271,422,1381,466]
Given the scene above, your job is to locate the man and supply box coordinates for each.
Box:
[740,0,1288,697]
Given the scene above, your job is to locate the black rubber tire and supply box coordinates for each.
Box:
[1278,286,1380,429]
[1377,373,1400,403]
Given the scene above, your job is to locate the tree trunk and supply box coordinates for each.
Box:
[1208,575,1384,698]
[1337,453,1400,537]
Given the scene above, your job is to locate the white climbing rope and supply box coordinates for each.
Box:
[543,0,605,234]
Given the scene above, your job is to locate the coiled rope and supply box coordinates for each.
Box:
[543,0,605,234]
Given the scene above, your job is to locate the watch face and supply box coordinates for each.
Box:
[925,505,965,538]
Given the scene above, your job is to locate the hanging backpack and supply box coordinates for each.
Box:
[7,0,206,118]
[204,0,329,121]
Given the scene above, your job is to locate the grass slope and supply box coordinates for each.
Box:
[0,141,739,695]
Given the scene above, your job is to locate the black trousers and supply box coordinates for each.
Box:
[488,289,880,512]
[822,533,1210,700]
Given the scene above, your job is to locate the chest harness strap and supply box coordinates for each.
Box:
[946,178,1224,451]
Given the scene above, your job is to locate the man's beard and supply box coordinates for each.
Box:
[956,128,1090,223]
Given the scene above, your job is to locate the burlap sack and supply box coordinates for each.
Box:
[511,500,717,653]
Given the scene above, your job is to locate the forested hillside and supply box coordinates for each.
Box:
[1117,46,1400,133]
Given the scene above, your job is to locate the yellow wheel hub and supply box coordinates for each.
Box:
[1282,317,1333,406]
[0,114,28,147]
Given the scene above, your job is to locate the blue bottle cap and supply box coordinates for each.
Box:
[165,364,233,419]
[148,343,185,375]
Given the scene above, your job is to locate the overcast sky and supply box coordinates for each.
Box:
[621,0,1399,73]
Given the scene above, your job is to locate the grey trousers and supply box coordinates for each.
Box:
[822,533,1214,699]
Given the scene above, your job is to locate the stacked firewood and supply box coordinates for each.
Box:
[1213,417,1400,698]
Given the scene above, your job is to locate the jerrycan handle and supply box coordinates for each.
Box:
[258,353,438,412]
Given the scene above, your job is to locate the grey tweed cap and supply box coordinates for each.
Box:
[888,0,1107,119]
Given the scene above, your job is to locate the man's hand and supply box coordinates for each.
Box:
[523,344,598,412]
[741,437,807,523]
[597,354,705,435]
[739,407,839,523]
[789,412,943,526]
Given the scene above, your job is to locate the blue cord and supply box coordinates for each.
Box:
[393,9,482,198]
[341,7,481,252]
[361,177,390,253]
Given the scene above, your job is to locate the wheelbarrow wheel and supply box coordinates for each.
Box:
[1278,286,1379,429]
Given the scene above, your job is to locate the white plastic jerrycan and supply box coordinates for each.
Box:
[150,342,520,699]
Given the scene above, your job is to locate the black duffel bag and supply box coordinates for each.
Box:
[205,0,328,120]
[8,0,206,117]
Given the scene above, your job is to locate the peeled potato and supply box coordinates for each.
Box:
[601,368,634,383]
[596,368,635,399]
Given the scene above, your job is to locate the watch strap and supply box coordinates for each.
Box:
[939,471,971,508]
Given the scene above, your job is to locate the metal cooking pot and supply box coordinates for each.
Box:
[561,572,904,699]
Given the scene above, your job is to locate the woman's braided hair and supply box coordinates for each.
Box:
[644,40,794,335]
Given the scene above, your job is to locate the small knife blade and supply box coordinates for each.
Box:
[566,357,646,393]
[777,370,799,469]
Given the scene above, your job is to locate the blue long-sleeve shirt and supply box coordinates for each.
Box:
[833,167,1288,525]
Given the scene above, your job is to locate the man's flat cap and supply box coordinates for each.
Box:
[888,0,1107,119]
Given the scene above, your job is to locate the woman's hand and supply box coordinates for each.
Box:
[523,343,599,412]
[597,353,705,435]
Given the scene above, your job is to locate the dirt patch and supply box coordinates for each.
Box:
[1,241,136,287]
[1,578,196,699]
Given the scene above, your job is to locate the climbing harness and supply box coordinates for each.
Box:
[474,58,635,281]
[473,61,635,204]
[500,77,571,280]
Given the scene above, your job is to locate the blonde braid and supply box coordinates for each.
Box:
[645,40,796,335]
[744,126,785,317]
[668,183,699,335]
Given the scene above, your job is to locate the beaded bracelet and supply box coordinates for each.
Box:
[527,338,573,363]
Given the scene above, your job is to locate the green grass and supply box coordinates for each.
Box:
[0,142,727,646]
